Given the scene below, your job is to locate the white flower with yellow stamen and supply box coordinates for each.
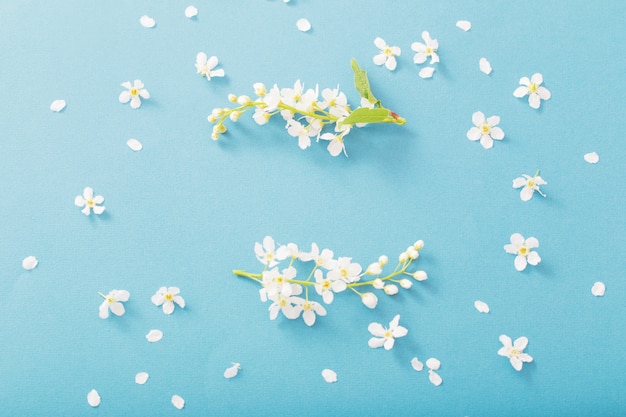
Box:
[498,335,533,371]
[411,31,439,64]
[373,37,401,71]
[74,187,105,216]
[466,111,505,149]
[314,269,346,304]
[368,314,408,350]
[291,297,327,326]
[118,80,150,109]
[151,287,185,314]
[259,266,297,301]
[254,236,280,267]
[513,172,547,201]
[513,73,551,109]
[98,289,130,319]
[504,233,541,271]
[195,53,225,80]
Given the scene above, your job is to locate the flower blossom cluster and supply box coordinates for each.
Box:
[233,236,428,326]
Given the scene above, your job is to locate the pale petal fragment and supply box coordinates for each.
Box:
[410,357,424,371]
[419,67,435,79]
[591,281,606,297]
[171,394,185,410]
[127,138,143,151]
[184,5,198,18]
[584,152,599,164]
[479,58,492,74]
[429,370,443,386]
[146,329,163,342]
[140,15,155,28]
[50,99,66,112]
[87,389,101,407]
[296,18,311,32]
[426,357,440,370]
[474,300,490,313]
[456,20,471,31]
[224,363,241,379]
[321,369,337,383]
[22,256,38,270]
[135,372,149,385]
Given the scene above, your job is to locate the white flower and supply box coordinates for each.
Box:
[504,233,541,271]
[119,80,150,109]
[268,291,301,320]
[151,287,185,314]
[314,269,346,304]
[195,53,225,80]
[327,256,362,283]
[99,289,130,319]
[280,80,318,113]
[292,297,327,326]
[300,243,335,269]
[276,242,300,260]
[373,37,401,71]
[512,172,547,201]
[411,31,439,64]
[498,335,533,371]
[466,111,505,149]
[286,118,320,150]
[320,122,351,157]
[259,266,297,301]
[367,314,408,350]
[360,292,378,309]
[74,187,105,215]
[319,87,349,117]
[254,236,280,267]
[513,73,551,109]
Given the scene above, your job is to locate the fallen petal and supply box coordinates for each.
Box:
[429,370,443,386]
[456,20,471,31]
[139,15,156,28]
[584,152,599,164]
[87,389,101,407]
[321,369,337,383]
[426,357,441,370]
[419,67,435,79]
[171,394,185,410]
[146,329,163,342]
[22,255,38,270]
[479,57,492,74]
[184,5,198,18]
[50,99,66,112]
[410,357,424,372]
[474,300,490,313]
[296,18,311,32]
[135,372,149,385]
[224,363,240,379]
[127,138,143,151]
[591,281,606,297]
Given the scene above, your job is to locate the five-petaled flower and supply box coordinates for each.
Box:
[119,80,150,109]
[498,335,533,371]
[466,111,505,149]
[373,37,401,71]
[75,187,105,215]
[151,287,186,314]
[292,297,327,326]
[513,171,547,201]
[195,53,225,80]
[504,233,541,271]
[368,314,408,350]
[513,73,551,109]
[411,31,439,64]
[98,289,130,319]
[255,236,282,267]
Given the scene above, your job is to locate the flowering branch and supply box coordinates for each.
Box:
[233,236,428,326]
[208,59,405,157]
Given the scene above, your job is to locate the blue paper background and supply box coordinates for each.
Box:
[1,0,625,415]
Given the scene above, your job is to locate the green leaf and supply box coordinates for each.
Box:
[351,58,378,105]
[343,107,393,125]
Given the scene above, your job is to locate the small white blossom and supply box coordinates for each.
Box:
[368,314,408,350]
[255,236,280,267]
[314,269,346,304]
[196,53,225,80]
[366,262,383,275]
[504,233,541,271]
[119,80,150,109]
[361,292,378,309]
[99,289,130,319]
[280,80,318,113]
[300,243,335,269]
[260,266,297,301]
[373,37,401,71]
[151,287,185,314]
[411,31,439,64]
[399,279,413,289]
[268,291,302,320]
[498,335,533,371]
[292,297,327,326]
[513,73,551,109]
[466,111,505,149]
[512,172,547,201]
[327,256,362,283]
[74,187,105,215]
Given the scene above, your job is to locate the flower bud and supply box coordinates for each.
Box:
[413,270,428,281]
[399,252,408,263]
[229,111,241,122]
[408,248,419,260]
[361,292,378,309]
[207,114,217,123]
[399,279,413,289]
[413,240,424,250]
[378,255,388,266]
[228,93,237,102]
[366,262,382,275]
[253,82,267,97]
[237,95,251,105]
[211,132,219,141]
[383,284,399,295]
[211,108,222,117]
[372,278,384,289]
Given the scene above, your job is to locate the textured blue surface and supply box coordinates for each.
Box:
[1,1,625,415]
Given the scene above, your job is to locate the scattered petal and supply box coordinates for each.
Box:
[171,394,185,410]
[296,18,311,32]
[584,152,599,164]
[419,67,435,78]
[184,5,198,18]
[87,389,101,407]
[127,138,143,151]
[146,329,163,342]
[22,255,38,270]
[429,370,443,386]
[140,15,155,28]
[426,357,441,370]
[456,20,471,31]
[321,369,338,383]
[410,357,424,371]
[591,281,606,297]
[474,300,490,313]
[224,363,241,379]
[135,372,149,385]
[50,99,66,112]
[479,57,492,74]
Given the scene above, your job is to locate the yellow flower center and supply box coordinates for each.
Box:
[519,246,528,256]
[340,268,348,278]
[384,330,393,338]
[303,301,312,311]
[528,83,538,93]
[86,199,95,207]
[384,47,393,57]
[481,123,491,134]
[130,88,139,96]
[527,179,536,188]
[279,297,287,307]
[276,276,284,284]
[107,297,115,304]
[426,47,433,55]
[165,293,173,301]
[322,281,331,290]
[510,348,520,357]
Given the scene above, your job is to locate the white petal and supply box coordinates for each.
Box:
[373,53,387,66]
[490,126,505,140]
[591,281,606,297]
[456,20,471,31]
[385,56,397,71]
[429,370,443,386]
[513,336,529,351]
[373,37,387,50]
[520,186,534,201]
[224,363,240,379]
[530,73,543,85]
[479,58,492,74]
[127,138,143,151]
[50,99,66,112]
[584,152,599,164]
[527,251,541,266]
[514,255,528,271]
[119,90,131,103]
[466,127,481,141]
[528,93,541,109]
[513,86,528,98]
[321,369,337,383]
[499,334,512,348]
[296,18,311,32]
[512,177,526,188]
[99,302,110,319]
[418,67,435,78]
[474,300,489,313]
[410,357,423,371]
[480,134,493,149]
[109,302,125,316]
[525,237,539,249]
[368,322,386,337]
[135,372,149,385]
[536,86,551,100]
[184,5,198,18]
[471,111,485,126]
[426,357,440,370]
[139,15,156,28]
[368,337,386,349]
[162,301,175,315]
[87,389,101,407]
[171,395,185,410]
[22,255,38,270]
[510,356,523,371]
[130,96,142,109]
[510,233,524,245]
[146,329,163,342]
